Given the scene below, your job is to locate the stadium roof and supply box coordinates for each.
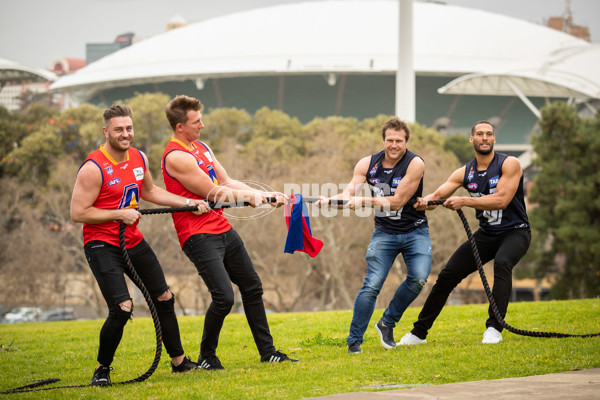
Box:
[50,0,587,94]
[438,44,600,106]
[0,57,57,87]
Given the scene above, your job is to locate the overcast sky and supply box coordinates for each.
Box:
[1,0,598,70]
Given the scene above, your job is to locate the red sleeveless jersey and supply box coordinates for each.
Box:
[81,145,145,248]
[162,139,231,247]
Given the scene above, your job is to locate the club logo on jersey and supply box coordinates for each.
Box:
[206,165,218,185]
[105,165,114,176]
[467,182,478,191]
[369,178,380,185]
[108,178,121,187]
[197,159,204,167]
[392,177,403,187]
[118,183,140,209]
[369,163,378,177]
[133,167,144,181]
[489,175,499,188]
[467,166,474,182]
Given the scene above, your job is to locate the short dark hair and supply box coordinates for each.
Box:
[103,105,133,125]
[381,117,410,141]
[165,95,203,130]
[470,120,495,136]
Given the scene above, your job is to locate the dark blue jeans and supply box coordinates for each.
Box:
[411,228,531,339]
[182,228,275,359]
[347,227,432,345]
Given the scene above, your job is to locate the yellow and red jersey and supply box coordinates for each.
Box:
[162,139,231,247]
[81,145,145,248]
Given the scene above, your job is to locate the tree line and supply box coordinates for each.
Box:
[0,94,597,317]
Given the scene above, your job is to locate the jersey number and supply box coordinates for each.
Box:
[483,209,503,225]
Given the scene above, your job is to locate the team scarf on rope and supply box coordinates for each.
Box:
[284,194,323,257]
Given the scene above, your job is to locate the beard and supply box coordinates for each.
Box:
[107,135,131,152]
[474,142,494,155]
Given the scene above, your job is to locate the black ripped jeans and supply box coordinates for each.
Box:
[85,239,184,366]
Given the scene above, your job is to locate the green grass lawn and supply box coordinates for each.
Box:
[1,299,599,399]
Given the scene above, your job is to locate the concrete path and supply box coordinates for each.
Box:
[305,368,600,400]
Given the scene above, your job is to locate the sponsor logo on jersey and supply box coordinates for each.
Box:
[133,167,144,181]
[392,177,403,187]
[120,164,128,169]
[369,178,380,185]
[467,182,478,191]
[369,162,378,177]
[383,169,393,174]
[489,175,499,187]
[204,151,213,162]
[108,178,121,187]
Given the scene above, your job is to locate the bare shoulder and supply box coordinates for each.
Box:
[502,155,523,173]
[354,155,371,174]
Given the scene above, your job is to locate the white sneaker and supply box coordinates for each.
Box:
[399,332,427,345]
[482,327,502,344]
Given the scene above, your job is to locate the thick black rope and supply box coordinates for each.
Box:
[1,206,199,395]
[427,199,600,338]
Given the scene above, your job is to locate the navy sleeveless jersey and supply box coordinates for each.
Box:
[366,149,428,234]
[463,152,529,234]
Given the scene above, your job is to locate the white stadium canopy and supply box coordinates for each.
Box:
[50,0,588,95]
[438,44,600,118]
[1,57,56,87]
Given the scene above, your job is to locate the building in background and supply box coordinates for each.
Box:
[51,1,598,159]
[49,57,86,76]
[86,32,136,64]
[546,0,591,42]
[0,58,57,112]
[166,14,187,31]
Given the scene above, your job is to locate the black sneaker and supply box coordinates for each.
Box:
[375,319,396,349]
[197,355,225,370]
[260,350,299,363]
[91,365,112,386]
[172,356,199,373]
[347,341,362,354]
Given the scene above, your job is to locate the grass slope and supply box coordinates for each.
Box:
[1,299,599,399]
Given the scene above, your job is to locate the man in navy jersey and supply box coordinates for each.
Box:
[400,120,530,345]
[317,117,432,354]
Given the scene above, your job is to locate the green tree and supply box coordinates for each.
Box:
[4,124,62,182]
[528,102,600,298]
[242,107,305,178]
[444,134,473,164]
[0,106,29,177]
[127,92,172,175]
[202,107,252,152]
[56,103,103,163]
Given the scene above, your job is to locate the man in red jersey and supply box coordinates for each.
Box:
[161,95,297,369]
[70,105,210,386]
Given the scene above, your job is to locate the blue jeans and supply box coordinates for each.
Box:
[347,227,432,345]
